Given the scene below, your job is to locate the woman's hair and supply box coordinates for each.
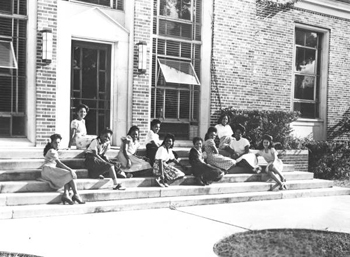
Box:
[204,127,217,141]
[100,127,113,136]
[127,125,140,140]
[43,134,62,156]
[76,103,89,113]
[161,133,175,148]
[192,137,203,145]
[217,113,230,125]
[233,123,245,134]
[258,134,274,150]
[150,119,161,128]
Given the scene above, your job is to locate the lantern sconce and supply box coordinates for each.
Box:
[41,28,53,64]
[137,41,147,74]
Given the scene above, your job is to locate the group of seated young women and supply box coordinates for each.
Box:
[40,105,287,205]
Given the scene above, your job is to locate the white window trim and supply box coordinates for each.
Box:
[292,23,330,139]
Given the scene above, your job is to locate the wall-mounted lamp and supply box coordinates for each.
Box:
[136,41,147,74]
[41,28,53,63]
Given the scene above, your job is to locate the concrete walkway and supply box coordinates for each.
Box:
[1,195,350,257]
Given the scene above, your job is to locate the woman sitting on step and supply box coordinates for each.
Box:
[215,113,234,157]
[84,128,126,190]
[228,124,261,173]
[68,104,96,149]
[203,127,236,173]
[256,134,287,190]
[153,133,185,187]
[189,137,224,185]
[41,134,85,205]
[116,125,152,176]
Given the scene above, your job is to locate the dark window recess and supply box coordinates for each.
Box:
[158,123,190,141]
[0,0,27,137]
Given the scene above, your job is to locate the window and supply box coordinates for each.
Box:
[71,0,124,10]
[152,0,202,140]
[0,41,18,69]
[0,0,27,137]
[293,28,322,119]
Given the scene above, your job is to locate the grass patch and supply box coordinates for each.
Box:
[214,229,350,257]
[0,252,41,257]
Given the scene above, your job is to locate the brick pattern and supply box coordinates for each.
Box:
[35,0,58,146]
[211,0,350,141]
[279,150,309,172]
[132,0,153,143]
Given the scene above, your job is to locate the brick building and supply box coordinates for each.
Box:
[0,0,349,147]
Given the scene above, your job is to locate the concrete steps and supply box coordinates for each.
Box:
[0,179,334,207]
[0,147,348,220]
[0,172,314,193]
[0,187,349,220]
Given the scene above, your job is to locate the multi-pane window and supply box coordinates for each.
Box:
[152,0,202,140]
[70,0,124,10]
[0,0,27,137]
[293,28,321,119]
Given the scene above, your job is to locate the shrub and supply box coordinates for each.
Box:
[218,108,300,149]
[305,140,350,180]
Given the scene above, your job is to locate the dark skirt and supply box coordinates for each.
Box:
[192,162,224,183]
[85,153,114,178]
[146,143,158,166]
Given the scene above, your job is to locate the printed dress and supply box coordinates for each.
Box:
[230,138,258,169]
[258,148,283,172]
[116,136,151,172]
[189,147,224,182]
[41,149,73,190]
[203,139,236,171]
[71,119,96,149]
[153,146,185,183]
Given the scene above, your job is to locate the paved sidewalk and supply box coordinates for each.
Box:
[1,195,350,257]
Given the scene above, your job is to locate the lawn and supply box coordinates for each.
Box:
[214,229,350,257]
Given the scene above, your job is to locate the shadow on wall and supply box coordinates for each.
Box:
[328,108,350,140]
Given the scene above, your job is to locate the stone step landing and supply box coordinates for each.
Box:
[0,172,314,193]
[0,179,333,207]
[0,187,348,220]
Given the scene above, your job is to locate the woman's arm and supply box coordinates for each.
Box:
[271,148,277,162]
[122,138,131,168]
[56,159,77,179]
[68,128,77,149]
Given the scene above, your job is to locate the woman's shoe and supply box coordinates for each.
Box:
[72,194,85,204]
[113,183,126,190]
[98,175,105,179]
[61,195,74,205]
[155,177,165,187]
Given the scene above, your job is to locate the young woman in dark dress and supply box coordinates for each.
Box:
[189,137,224,185]
[84,128,125,190]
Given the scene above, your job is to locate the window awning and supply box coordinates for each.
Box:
[158,59,200,86]
[0,40,18,69]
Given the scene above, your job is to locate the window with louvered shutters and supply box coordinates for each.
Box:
[152,0,202,140]
[0,0,27,137]
[70,0,124,10]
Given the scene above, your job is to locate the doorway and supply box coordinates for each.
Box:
[71,41,111,135]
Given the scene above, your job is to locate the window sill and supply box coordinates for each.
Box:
[292,118,324,125]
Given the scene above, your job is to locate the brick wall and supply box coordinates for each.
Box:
[279,150,309,172]
[132,0,153,143]
[211,0,350,140]
[35,0,58,146]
